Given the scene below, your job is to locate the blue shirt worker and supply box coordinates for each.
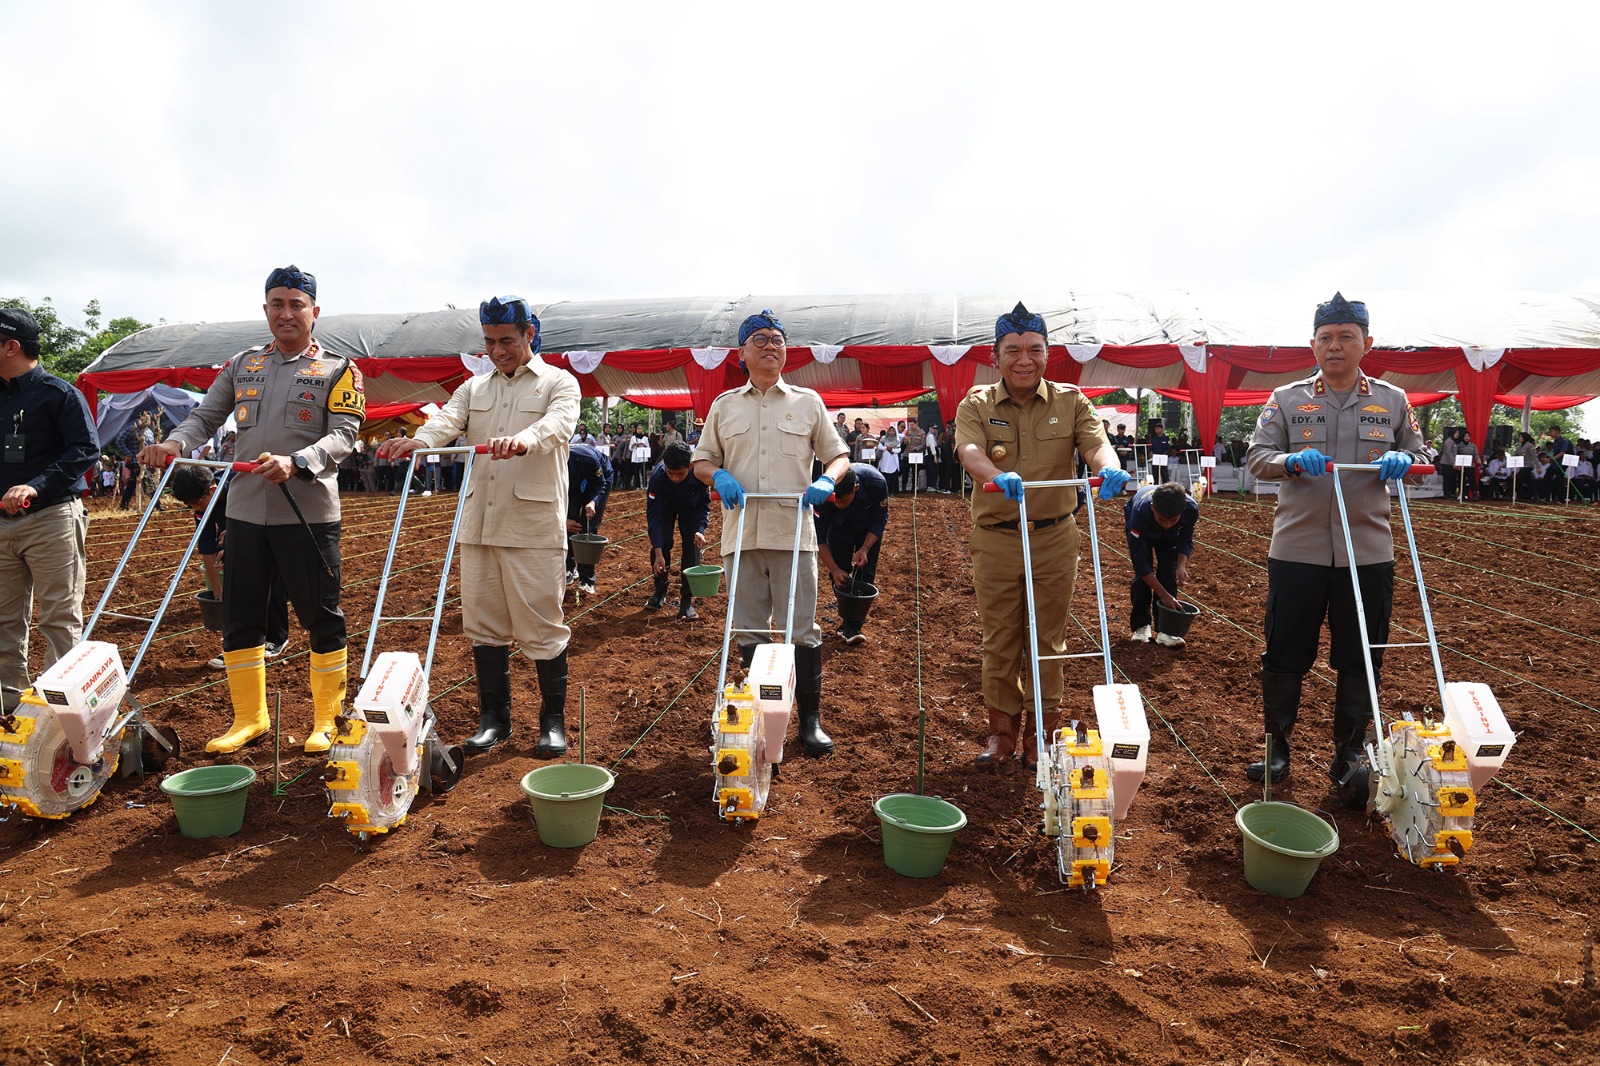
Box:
[167,466,290,670]
[644,441,711,620]
[565,441,613,596]
[0,307,98,713]
[814,463,888,646]
[692,309,850,757]
[1123,483,1198,647]
[145,266,364,755]
[1244,292,1426,803]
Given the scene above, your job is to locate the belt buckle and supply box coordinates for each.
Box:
[1024,519,1036,533]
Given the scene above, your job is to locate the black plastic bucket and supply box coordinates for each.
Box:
[1155,600,1200,638]
[836,579,879,625]
[194,591,225,632]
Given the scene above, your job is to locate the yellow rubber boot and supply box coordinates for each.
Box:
[305,647,348,753]
[210,647,270,753]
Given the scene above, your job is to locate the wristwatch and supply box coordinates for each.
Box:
[292,453,313,479]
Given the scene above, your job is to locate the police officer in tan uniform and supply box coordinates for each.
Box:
[1245,293,1425,802]
[692,309,849,756]
[956,303,1129,769]
[144,266,365,754]
[382,297,580,757]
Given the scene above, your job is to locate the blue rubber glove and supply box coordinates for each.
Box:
[1376,451,1413,480]
[1283,449,1330,477]
[711,469,744,509]
[991,471,1024,501]
[1096,466,1131,500]
[802,474,835,509]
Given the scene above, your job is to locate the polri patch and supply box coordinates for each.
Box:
[1259,403,1279,427]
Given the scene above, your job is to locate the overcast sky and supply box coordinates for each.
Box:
[5,0,1597,336]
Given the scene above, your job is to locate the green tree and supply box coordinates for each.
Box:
[0,296,151,382]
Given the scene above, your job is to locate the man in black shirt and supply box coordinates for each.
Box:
[0,307,99,712]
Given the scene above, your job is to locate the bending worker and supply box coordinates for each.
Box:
[144,266,363,754]
[565,440,613,597]
[1124,482,1198,647]
[692,309,849,757]
[644,440,710,620]
[956,302,1130,770]
[382,297,580,758]
[814,462,889,646]
[1245,292,1424,803]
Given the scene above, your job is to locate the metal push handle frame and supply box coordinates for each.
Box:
[713,491,811,700]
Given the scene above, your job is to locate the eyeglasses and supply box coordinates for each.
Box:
[747,334,786,349]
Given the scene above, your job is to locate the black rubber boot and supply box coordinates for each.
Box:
[678,593,698,620]
[1246,669,1300,783]
[794,644,834,757]
[533,648,569,758]
[645,573,669,611]
[1331,670,1377,808]
[464,644,512,755]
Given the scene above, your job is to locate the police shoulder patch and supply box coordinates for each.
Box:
[1259,403,1279,427]
[327,363,367,418]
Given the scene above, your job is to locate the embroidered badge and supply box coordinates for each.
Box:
[1297,404,1320,412]
[243,355,267,373]
[327,365,367,418]
[1407,406,1420,433]
[298,409,312,423]
[236,405,250,423]
[298,391,316,402]
[1367,427,1386,438]
[1362,403,1389,414]
[1358,377,1371,395]
[235,389,243,400]
[1313,379,1326,396]
[1258,404,1279,427]
[307,360,326,376]
[246,388,258,397]
[1301,428,1315,439]
[1368,447,1384,462]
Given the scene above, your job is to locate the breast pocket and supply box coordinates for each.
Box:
[517,393,550,422]
[283,395,320,431]
[1291,420,1329,448]
[986,424,1019,469]
[1358,417,1395,450]
[776,420,811,458]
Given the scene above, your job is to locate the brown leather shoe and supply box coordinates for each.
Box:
[1022,712,1061,770]
[975,709,1019,769]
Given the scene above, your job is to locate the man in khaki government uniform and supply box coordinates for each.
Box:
[145,266,365,754]
[956,302,1129,770]
[1245,292,1425,803]
[692,309,849,756]
[383,297,579,758]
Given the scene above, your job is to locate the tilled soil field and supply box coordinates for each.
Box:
[2,486,1597,1065]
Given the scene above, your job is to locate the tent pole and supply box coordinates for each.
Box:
[1522,394,1532,434]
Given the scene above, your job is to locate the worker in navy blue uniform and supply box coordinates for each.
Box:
[565,441,613,596]
[814,463,889,645]
[644,441,711,619]
[1,307,99,714]
[1123,482,1197,647]
[167,465,291,669]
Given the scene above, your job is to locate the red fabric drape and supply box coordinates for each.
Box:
[1180,358,1243,453]
[1452,364,1503,453]
[1094,344,1182,369]
[1503,348,1600,376]
[929,356,979,423]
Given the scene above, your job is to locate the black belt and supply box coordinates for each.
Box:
[986,515,1066,532]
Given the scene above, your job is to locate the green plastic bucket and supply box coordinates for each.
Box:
[1235,801,1339,898]
[683,564,724,597]
[569,534,609,566]
[520,763,615,847]
[874,794,967,878]
[160,764,256,838]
